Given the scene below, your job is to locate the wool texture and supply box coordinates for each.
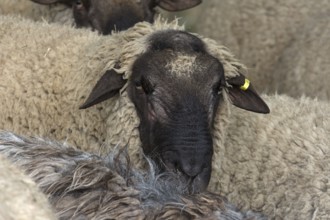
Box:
[211,94,330,220]
[0,14,243,180]
[0,0,73,25]
[0,154,56,220]
[0,131,266,220]
[177,0,330,100]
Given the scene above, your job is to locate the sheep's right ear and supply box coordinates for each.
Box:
[79,69,127,109]
[226,73,270,114]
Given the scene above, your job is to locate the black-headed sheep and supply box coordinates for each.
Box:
[0,0,202,34]
[0,131,266,220]
[0,14,269,193]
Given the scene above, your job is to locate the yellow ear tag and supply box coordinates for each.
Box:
[240,78,250,91]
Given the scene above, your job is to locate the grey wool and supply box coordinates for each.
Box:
[0,131,266,220]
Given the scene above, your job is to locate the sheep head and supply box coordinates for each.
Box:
[30,0,202,34]
[81,30,269,193]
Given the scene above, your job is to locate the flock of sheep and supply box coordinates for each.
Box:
[0,0,329,219]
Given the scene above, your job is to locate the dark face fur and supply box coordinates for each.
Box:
[72,0,155,34]
[31,0,202,34]
[128,31,226,193]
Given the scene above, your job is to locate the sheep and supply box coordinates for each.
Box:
[0,14,270,193]
[0,0,202,34]
[0,154,56,220]
[175,0,330,99]
[210,94,330,219]
[0,131,267,220]
[268,13,330,100]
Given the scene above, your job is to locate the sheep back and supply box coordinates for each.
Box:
[192,0,330,99]
[211,94,330,219]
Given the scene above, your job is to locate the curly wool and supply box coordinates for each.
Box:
[0,131,266,220]
[0,154,56,220]
[211,94,330,219]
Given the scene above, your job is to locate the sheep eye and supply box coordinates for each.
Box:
[135,81,143,91]
[213,81,224,96]
[75,0,82,5]
[135,77,153,95]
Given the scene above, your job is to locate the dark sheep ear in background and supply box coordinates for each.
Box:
[30,0,73,7]
[226,73,270,114]
[79,69,127,109]
[31,0,63,4]
[157,0,202,12]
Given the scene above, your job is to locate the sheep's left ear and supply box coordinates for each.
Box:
[226,73,270,114]
[156,0,202,11]
[79,69,127,109]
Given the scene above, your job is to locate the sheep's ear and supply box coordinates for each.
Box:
[156,0,202,11]
[79,69,127,109]
[226,73,270,114]
[31,0,60,4]
[30,0,71,5]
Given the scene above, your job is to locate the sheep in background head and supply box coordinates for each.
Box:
[0,15,269,193]
[0,131,267,220]
[0,0,202,34]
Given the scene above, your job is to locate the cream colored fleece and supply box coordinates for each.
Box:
[179,0,330,100]
[0,154,56,220]
[211,94,330,219]
[0,0,73,25]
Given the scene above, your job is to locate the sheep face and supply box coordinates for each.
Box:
[31,0,202,34]
[81,30,270,193]
[126,31,227,193]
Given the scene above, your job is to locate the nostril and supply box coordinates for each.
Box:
[162,151,180,172]
[181,163,203,178]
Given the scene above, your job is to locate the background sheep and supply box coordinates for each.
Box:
[0,14,269,192]
[0,154,56,220]
[210,94,330,219]
[167,0,330,100]
[0,0,202,34]
[0,131,266,220]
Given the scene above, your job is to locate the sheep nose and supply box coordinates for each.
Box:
[162,151,207,177]
[180,161,204,177]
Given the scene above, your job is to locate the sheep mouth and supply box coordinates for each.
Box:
[161,166,211,194]
[180,167,211,194]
